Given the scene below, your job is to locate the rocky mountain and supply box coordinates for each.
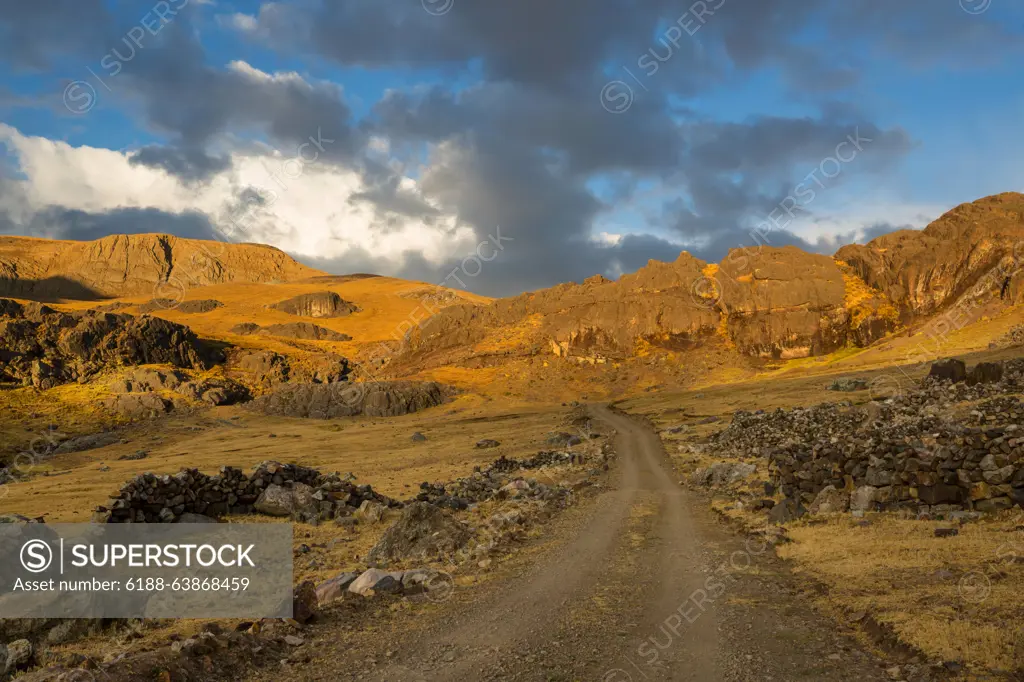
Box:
[395,245,898,374]
[0,233,323,301]
[837,192,1024,321]
[394,193,1024,377]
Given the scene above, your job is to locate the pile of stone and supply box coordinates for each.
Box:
[826,377,868,392]
[413,449,590,509]
[94,461,398,524]
[994,323,1024,348]
[699,358,1024,515]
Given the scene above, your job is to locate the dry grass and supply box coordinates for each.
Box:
[778,514,1024,673]
[0,397,568,523]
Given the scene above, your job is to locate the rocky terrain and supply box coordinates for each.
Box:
[0,298,216,389]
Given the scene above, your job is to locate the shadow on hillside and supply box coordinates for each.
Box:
[0,277,110,303]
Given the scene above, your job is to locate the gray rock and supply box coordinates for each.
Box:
[355,500,387,524]
[348,569,402,596]
[768,498,806,525]
[5,639,32,673]
[850,486,878,513]
[366,502,471,565]
[808,485,850,514]
[316,572,360,605]
[975,497,1013,513]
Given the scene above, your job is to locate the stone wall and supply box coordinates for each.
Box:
[706,358,1024,514]
[93,461,398,523]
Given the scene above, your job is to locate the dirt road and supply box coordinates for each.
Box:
[255,406,895,681]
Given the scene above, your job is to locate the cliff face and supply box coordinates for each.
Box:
[0,233,323,301]
[836,192,1024,321]
[397,245,898,370]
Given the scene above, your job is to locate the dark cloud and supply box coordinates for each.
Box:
[128,145,231,182]
[0,205,220,242]
[0,1,1017,295]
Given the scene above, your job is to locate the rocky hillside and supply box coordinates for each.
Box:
[0,298,216,389]
[395,193,1024,378]
[396,246,898,373]
[837,192,1024,321]
[0,233,323,301]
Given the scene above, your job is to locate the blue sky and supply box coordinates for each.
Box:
[1,0,1022,295]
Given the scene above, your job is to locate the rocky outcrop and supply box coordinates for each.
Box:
[837,192,1024,321]
[138,299,223,314]
[225,348,350,389]
[270,291,359,318]
[399,246,898,367]
[108,367,250,407]
[246,381,452,419]
[260,322,351,342]
[0,299,216,388]
[0,233,323,300]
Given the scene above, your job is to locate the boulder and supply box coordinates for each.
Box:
[316,572,360,605]
[808,485,850,514]
[247,381,451,419]
[4,639,32,674]
[928,359,967,383]
[355,500,387,524]
[292,580,318,623]
[968,362,1004,385]
[975,497,1013,513]
[271,292,359,318]
[348,568,401,597]
[366,502,471,565]
[101,393,173,418]
[476,439,501,449]
[850,486,879,512]
[767,498,806,525]
[253,483,317,518]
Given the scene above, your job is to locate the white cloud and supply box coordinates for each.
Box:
[0,123,475,268]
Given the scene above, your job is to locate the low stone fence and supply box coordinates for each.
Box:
[770,423,1024,513]
[93,461,398,523]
